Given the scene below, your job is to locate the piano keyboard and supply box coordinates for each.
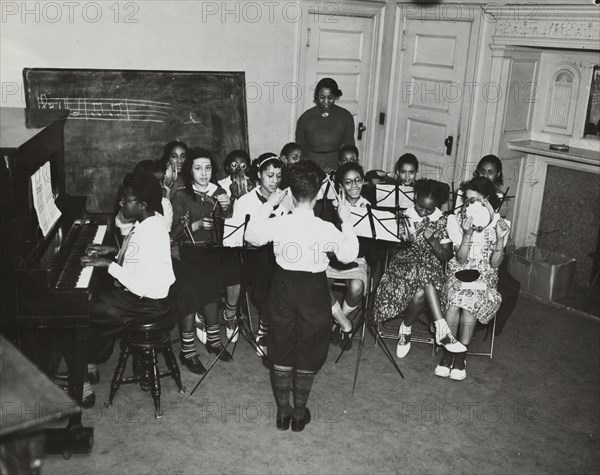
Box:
[54,223,108,290]
[75,225,107,288]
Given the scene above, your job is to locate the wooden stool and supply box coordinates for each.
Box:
[104,321,185,418]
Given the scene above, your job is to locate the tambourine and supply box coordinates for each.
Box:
[398,215,416,243]
[464,199,494,232]
[164,161,178,189]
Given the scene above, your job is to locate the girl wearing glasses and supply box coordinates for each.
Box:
[325,162,371,349]
[232,153,290,356]
[219,150,253,201]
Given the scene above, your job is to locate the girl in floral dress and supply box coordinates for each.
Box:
[437,177,510,381]
[372,179,467,358]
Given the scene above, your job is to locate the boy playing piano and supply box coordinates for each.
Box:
[80,171,175,407]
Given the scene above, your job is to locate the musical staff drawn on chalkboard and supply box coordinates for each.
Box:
[36,95,171,122]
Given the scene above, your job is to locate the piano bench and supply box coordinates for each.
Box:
[103,321,186,418]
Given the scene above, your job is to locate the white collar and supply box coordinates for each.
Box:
[333,196,370,208]
[406,206,443,223]
[193,182,218,196]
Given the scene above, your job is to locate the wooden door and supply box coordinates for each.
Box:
[387,17,472,182]
[301,13,376,163]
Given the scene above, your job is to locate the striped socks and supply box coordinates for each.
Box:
[206,324,220,344]
[223,302,237,321]
[181,331,195,359]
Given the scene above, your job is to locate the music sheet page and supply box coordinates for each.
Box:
[31,161,62,236]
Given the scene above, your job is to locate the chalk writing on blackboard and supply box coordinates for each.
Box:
[37,95,172,122]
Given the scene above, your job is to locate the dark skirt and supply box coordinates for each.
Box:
[179,244,242,288]
[264,266,331,372]
[242,244,276,315]
[170,258,219,317]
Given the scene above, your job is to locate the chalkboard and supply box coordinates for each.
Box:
[24,68,249,212]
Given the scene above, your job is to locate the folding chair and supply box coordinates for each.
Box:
[466,315,496,359]
[376,313,437,356]
[374,242,436,356]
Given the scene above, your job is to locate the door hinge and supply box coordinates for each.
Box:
[307,28,311,47]
[400,29,407,51]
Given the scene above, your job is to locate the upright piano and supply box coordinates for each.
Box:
[0,107,114,455]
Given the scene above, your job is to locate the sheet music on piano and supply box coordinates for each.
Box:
[31,161,61,236]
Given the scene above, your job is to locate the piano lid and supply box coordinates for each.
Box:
[0,107,69,151]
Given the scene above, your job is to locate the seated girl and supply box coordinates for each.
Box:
[279,142,304,166]
[338,144,359,167]
[326,162,371,349]
[171,148,242,349]
[232,153,289,356]
[455,154,507,216]
[394,153,418,187]
[218,150,253,201]
[161,140,188,199]
[372,179,467,358]
[437,177,510,380]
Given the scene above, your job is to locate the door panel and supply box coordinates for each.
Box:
[389,18,472,182]
[302,14,375,160]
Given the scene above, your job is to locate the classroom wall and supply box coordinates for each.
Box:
[0,0,301,157]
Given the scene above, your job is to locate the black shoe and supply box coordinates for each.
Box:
[291,407,311,432]
[178,352,207,374]
[54,369,100,385]
[276,407,292,430]
[82,392,96,409]
[339,327,353,351]
[206,341,233,362]
[88,369,100,385]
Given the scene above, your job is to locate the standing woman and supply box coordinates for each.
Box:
[296,78,355,171]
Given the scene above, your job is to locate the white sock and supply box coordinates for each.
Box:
[399,322,412,335]
[87,363,97,372]
[435,319,449,333]
[342,301,357,317]
[331,301,342,315]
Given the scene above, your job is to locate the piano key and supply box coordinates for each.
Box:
[74,225,109,288]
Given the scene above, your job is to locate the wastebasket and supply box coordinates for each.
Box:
[508,246,576,301]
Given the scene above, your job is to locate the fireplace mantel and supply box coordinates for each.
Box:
[508,140,600,167]
[486,5,600,50]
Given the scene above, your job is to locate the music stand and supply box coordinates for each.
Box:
[334,205,405,394]
[188,216,273,396]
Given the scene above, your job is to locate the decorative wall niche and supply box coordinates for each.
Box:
[541,63,580,136]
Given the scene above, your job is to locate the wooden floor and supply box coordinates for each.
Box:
[43,294,600,474]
